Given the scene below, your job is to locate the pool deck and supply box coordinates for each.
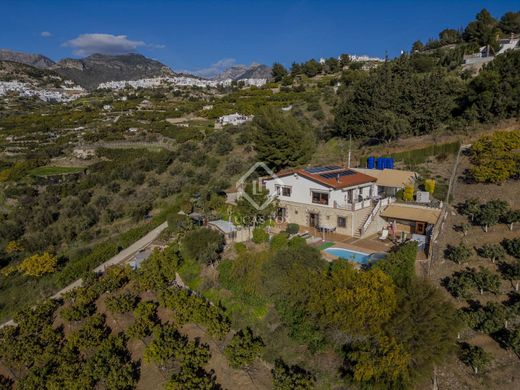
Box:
[302,227,393,253]
[274,223,393,257]
[274,223,428,262]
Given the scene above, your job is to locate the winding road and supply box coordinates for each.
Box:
[0,221,168,329]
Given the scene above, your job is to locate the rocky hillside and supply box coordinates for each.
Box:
[0,60,64,87]
[0,49,55,69]
[52,53,176,89]
[213,63,271,81]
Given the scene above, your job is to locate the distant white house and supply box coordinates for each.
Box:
[463,35,519,66]
[216,112,253,127]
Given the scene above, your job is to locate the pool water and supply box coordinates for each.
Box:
[324,247,371,263]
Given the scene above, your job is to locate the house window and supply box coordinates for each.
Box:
[276,185,291,197]
[337,216,347,228]
[312,191,329,205]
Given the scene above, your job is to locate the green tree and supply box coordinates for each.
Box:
[445,242,472,264]
[311,267,397,334]
[463,9,499,49]
[471,266,500,295]
[272,359,314,390]
[344,335,411,388]
[445,270,475,299]
[224,328,264,368]
[502,238,520,259]
[503,210,520,231]
[302,59,322,77]
[477,243,505,263]
[126,301,159,340]
[105,292,140,314]
[137,245,181,291]
[458,198,480,222]
[144,324,187,369]
[459,343,491,374]
[373,241,417,287]
[476,200,509,232]
[439,28,462,45]
[499,11,520,34]
[507,327,520,357]
[387,280,461,382]
[411,40,424,52]
[252,107,315,170]
[271,63,288,82]
[502,261,520,291]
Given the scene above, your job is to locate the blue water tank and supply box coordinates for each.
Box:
[377,157,384,170]
[367,157,375,169]
[387,158,394,169]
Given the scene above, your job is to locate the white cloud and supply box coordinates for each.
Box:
[63,33,150,56]
[41,31,52,38]
[186,58,238,78]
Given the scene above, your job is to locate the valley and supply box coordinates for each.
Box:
[0,5,519,390]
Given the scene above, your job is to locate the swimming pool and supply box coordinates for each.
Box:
[324,247,371,263]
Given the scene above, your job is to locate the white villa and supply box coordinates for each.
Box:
[263,165,418,238]
[216,112,253,127]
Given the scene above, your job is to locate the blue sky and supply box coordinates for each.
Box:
[1,1,518,76]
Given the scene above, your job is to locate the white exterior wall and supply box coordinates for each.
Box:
[264,174,376,208]
[265,174,331,205]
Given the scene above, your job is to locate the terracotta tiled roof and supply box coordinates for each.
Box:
[275,166,376,189]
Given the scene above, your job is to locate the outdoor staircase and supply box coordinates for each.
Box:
[353,206,374,238]
[353,197,396,238]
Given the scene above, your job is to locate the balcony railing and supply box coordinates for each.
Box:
[333,199,373,211]
[360,196,396,235]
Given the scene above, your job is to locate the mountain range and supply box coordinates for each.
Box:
[212,63,272,81]
[0,49,271,89]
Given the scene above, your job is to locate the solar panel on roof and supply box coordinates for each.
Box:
[319,170,356,179]
[304,165,341,173]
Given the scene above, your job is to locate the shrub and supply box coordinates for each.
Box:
[252,228,269,244]
[288,236,306,248]
[285,223,300,235]
[270,233,289,251]
[182,228,225,266]
[17,252,58,277]
[234,242,247,254]
[424,179,436,194]
[403,185,414,201]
